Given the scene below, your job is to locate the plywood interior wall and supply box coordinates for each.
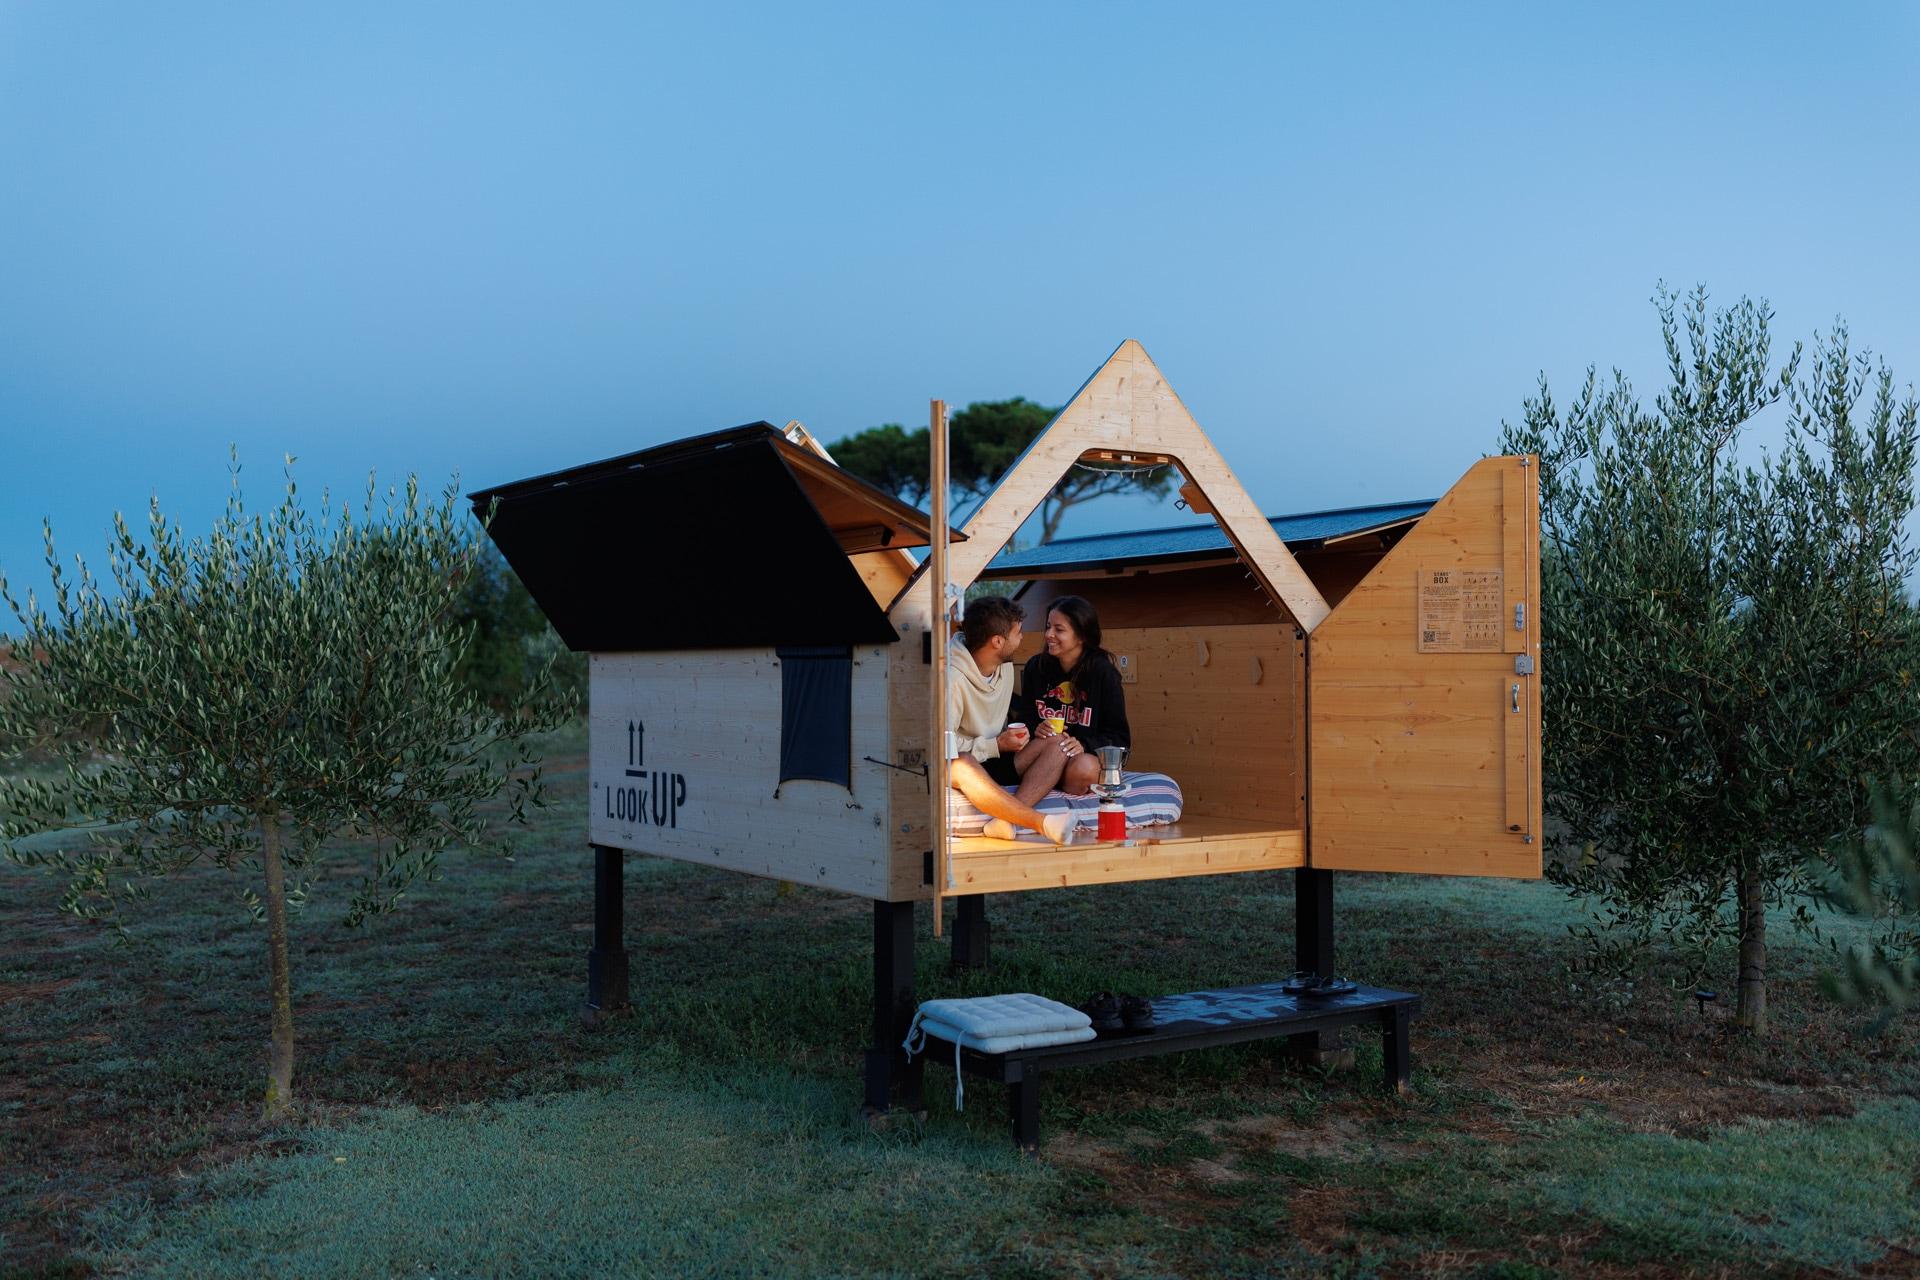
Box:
[1016,565,1289,628]
[1005,622,1303,826]
[1299,547,1394,610]
[1008,545,1391,630]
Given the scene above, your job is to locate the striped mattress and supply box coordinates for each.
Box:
[945,770,1184,837]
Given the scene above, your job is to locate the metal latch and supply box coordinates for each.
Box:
[1514,654,1535,675]
[1514,602,1526,632]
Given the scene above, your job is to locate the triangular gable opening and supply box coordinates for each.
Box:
[890,340,1332,633]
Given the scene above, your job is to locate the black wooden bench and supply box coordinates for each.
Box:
[919,981,1421,1150]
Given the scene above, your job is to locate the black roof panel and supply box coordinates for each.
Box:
[470,425,901,651]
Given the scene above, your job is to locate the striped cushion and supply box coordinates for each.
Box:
[946,770,1183,837]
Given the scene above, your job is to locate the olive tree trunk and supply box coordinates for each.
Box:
[261,818,297,1114]
[1734,870,1768,1035]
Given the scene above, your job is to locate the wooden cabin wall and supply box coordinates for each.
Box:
[588,646,894,897]
[1005,545,1388,631]
[1013,564,1286,627]
[1005,622,1304,826]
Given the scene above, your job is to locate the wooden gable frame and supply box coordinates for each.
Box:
[889,340,1332,632]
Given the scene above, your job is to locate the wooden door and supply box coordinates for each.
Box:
[1307,456,1541,877]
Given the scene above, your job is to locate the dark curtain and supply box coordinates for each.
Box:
[777,646,852,787]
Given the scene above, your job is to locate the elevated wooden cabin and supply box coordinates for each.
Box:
[474,341,1542,919]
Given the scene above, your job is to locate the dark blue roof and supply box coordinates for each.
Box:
[980,499,1434,576]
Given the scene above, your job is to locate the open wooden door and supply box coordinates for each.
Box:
[1307,456,1541,878]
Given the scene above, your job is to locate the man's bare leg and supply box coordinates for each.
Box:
[950,755,1070,842]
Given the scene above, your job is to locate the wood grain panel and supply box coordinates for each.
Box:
[1308,456,1542,879]
[1006,549,1387,629]
[1016,565,1287,628]
[948,822,1304,894]
[1111,624,1301,824]
[1501,465,1526,654]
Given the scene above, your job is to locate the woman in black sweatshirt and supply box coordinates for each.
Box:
[1012,594,1131,801]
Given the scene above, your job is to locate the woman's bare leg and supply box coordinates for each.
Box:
[1057,752,1102,796]
[1011,734,1069,806]
[949,754,1062,836]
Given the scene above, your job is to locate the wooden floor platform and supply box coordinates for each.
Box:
[918,981,1420,1150]
[946,816,1305,894]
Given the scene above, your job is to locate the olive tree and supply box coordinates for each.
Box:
[0,459,572,1112]
[1816,778,1920,1024]
[1501,286,1920,1034]
[450,535,585,711]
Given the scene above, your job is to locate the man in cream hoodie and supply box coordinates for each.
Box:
[948,596,1073,843]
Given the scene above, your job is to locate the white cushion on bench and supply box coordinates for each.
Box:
[914,1018,1096,1055]
[902,993,1096,1109]
[914,992,1090,1037]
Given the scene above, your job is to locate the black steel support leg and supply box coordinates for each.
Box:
[950,894,990,972]
[1289,867,1337,1062]
[586,843,630,1018]
[863,899,923,1114]
[1383,1003,1412,1093]
[1009,1069,1041,1152]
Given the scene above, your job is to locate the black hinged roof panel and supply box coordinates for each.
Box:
[470,424,953,652]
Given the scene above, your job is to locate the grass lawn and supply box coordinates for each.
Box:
[4,721,1918,1278]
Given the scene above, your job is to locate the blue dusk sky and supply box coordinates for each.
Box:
[2,3,1917,612]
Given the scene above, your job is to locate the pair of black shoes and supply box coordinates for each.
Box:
[1083,991,1154,1035]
